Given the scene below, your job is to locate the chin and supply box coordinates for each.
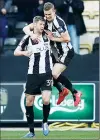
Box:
[47,19,52,22]
[39,31,42,34]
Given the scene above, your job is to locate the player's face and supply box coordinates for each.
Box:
[44,8,55,22]
[36,20,45,33]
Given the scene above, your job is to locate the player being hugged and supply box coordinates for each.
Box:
[14,16,53,138]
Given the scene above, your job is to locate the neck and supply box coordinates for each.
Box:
[33,29,42,36]
[53,14,56,21]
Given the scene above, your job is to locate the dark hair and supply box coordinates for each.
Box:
[43,2,54,11]
[33,16,45,23]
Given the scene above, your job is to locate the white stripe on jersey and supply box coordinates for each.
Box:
[60,51,68,63]
[28,54,35,74]
[61,42,73,54]
[49,55,53,70]
[39,50,46,73]
[27,36,53,74]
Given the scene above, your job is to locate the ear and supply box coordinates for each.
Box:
[54,8,56,13]
[34,23,37,27]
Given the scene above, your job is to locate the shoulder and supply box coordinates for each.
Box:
[20,35,30,43]
[22,35,30,39]
[55,15,66,27]
[53,15,67,32]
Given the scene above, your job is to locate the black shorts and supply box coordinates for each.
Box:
[25,71,52,95]
[52,48,74,66]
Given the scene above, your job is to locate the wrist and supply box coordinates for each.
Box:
[50,36,55,41]
[21,51,26,56]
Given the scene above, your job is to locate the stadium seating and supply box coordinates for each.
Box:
[92,37,99,53]
[7,5,18,37]
[0,38,3,54]
[8,5,18,13]
[82,1,99,33]
[15,21,28,35]
[83,1,99,19]
[80,34,94,55]
[4,37,18,51]
[79,1,99,54]
[84,18,99,32]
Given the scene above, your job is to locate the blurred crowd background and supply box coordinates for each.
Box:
[0,0,99,56]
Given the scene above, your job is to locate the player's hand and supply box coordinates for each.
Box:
[44,30,53,36]
[22,50,32,57]
[44,30,54,40]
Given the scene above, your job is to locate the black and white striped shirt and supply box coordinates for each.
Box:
[16,33,53,74]
[45,15,72,56]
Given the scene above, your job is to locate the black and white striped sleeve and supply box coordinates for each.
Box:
[54,16,68,34]
[16,35,29,51]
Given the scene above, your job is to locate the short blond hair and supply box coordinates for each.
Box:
[44,2,54,11]
[33,16,45,23]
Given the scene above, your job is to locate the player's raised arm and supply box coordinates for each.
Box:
[23,23,40,41]
[23,23,34,36]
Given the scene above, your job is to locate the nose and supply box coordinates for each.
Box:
[46,15,50,19]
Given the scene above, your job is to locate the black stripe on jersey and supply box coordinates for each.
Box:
[33,53,40,74]
[45,50,50,72]
[21,36,29,51]
[56,42,63,56]
[49,25,56,47]
[42,32,49,42]
[44,20,48,30]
